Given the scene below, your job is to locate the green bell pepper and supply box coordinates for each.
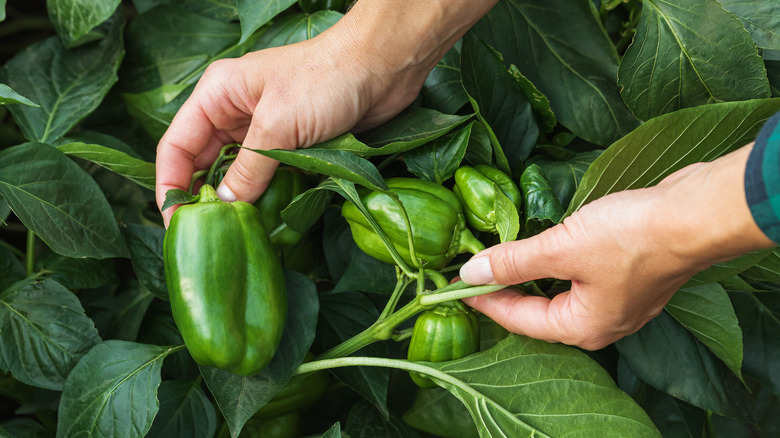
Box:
[341,178,485,269]
[164,184,286,376]
[254,167,312,247]
[407,300,480,388]
[453,164,522,233]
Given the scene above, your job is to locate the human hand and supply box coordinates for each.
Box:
[459,145,775,350]
[155,0,500,226]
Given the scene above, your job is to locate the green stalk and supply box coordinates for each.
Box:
[295,357,463,390]
[420,284,506,306]
[26,231,35,276]
[378,270,413,320]
[388,193,420,268]
[206,144,238,187]
[424,270,450,290]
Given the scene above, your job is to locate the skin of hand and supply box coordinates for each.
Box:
[155,0,499,226]
[460,144,776,350]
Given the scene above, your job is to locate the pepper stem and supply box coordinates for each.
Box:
[459,229,486,255]
[197,184,221,203]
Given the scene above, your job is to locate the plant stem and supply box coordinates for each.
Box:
[424,270,450,290]
[378,270,413,320]
[316,295,429,360]
[26,231,35,276]
[419,284,506,306]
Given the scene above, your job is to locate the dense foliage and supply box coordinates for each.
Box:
[0,0,779,437]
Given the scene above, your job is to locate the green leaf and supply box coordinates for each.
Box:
[740,248,780,283]
[122,224,168,301]
[280,183,334,233]
[461,32,539,170]
[56,341,181,438]
[730,291,780,395]
[121,83,189,139]
[465,97,512,176]
[471,0,638,146]
[717,0,780,51]
[249,148,388,192]
[84,279,155,342]
[0,278,101,391]
[618,0,770,121]
[0,0,5,21]
[237,0,296,44]
[527,149,602,210]
[162,189,199,211]
[616,311,750,421]
[138,302,200,381]
[0,143,128,259]
[421,43,468,114]
[36,250,118,290]
[617,358,707,438]
[321,423,344,438]
[427,335,659,437]
[519,164,564,235]
[403,122,471,184]
[0,245,25,292]
[317,291,390,420]
[567,98,780,215]
[0,418,49,438]
[0,15,124,143]
[402,388,478,438]
[463,121,493,166]
[201,271,318,437]
[687,248,775,285]
[345,401,420,438]
[494,188,520,243]
[0,84,39,107]
[768,60,780,97]
[665,283,744,380]
[146,379,217,438]
[351,108,472,156]
[132,0,238,20]
[253,10,343,49]
[332,248,397,295]
[121,4,241,93]
[46,0,120,48]
[56,142,155,190]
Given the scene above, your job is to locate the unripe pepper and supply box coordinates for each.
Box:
[407,300,480,388]
[453,165,522,233]
[255,367,330,418]
[254,167,311,247]
[164,184,286,376]
[341,178,485,269]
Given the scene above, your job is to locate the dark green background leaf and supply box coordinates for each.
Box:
[618,0,770,121]
[403,123,471,184]
[237,0,296,44]
[123,223,168,300]
[718,0,780,51]
[0,143,128,259]
[421,43,468,114]
[146,379,217,438]
[730,291,780,395]
[520,164,564,234]
[253,10,342,49]
[46,0,120,48]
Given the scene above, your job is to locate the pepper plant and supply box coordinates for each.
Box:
[0,0,779,437]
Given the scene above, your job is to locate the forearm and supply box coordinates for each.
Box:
[653,144,776,271]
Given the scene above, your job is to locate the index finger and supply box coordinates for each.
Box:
[155,100,216,225]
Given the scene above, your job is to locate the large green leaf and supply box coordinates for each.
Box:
[46,0,120,48]
[132,0,238,20]
[146,379,217,438]
[201,271,318,437]
[84,279,155,342]
[527,149,602,210]
[0,143,128,259]
[421,43,469,114]
[121,4,240,93]
[519,164,564,235]
[426,335,659,437]
[0,245,25,292]
[687,248,775,285]
[403,122,471,184]
[461,32,539,171]
[0,15,123,143]
[253,10,343,49]
[719,0,780,51]
[740,248,780,283]
[237,0,296,44]
[56,341,180,438]
[402,388,478,438]
[250,148,388,192]
[618,0,770,121]
[56,142,155,190]
[665,283,744,380]
[0,278,100,391]
[730,291,780,395]
[122,224,168,301]
[317,291,390,420]
[616,311,750,421]
[36,250,117,291]
[567,98,780,215]
[471,0,638,146]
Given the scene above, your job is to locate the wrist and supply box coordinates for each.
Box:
[652,144,775,271]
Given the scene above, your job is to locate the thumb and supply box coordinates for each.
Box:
[459,228,569,286]
[216,147,280,204]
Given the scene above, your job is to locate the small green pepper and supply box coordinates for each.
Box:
[342,178,484,269]
[453,165,522,233]
[254,167,312,247]
[164,184,286,376]
[407,300,480,388]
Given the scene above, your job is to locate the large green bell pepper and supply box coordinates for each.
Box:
[164,184,286,376]
[453,164,522,233]
[407,300,480,388]
[254,167,312,247]
[341,178,485,269]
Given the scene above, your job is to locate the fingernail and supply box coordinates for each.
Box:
[216,183,237,202]
[460,257,494,285]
